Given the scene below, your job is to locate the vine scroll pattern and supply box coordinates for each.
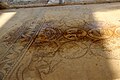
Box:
[0,18,120,80]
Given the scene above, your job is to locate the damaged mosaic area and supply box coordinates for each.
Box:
[0,16,120,80]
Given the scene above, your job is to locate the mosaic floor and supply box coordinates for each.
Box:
[0,2,120,80]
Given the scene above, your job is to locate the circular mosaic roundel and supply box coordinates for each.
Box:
[63,27,87,40]
[58,41,88,59]
[90,39,120,59]
[115,27,120,37]
[88,28,113,39]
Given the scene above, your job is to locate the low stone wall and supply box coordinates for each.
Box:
[65,0,120,3]
[49,0,120,4]
[1,0,120,8]
[0,2,9,9]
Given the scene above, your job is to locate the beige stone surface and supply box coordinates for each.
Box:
[0,2,120,80]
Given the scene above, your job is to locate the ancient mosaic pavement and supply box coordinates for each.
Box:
[0,18,119,80]
[0,3,120,80]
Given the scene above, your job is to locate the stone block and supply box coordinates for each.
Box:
[0,2,9,9]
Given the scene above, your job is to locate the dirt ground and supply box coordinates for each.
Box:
[0,2,120,80]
